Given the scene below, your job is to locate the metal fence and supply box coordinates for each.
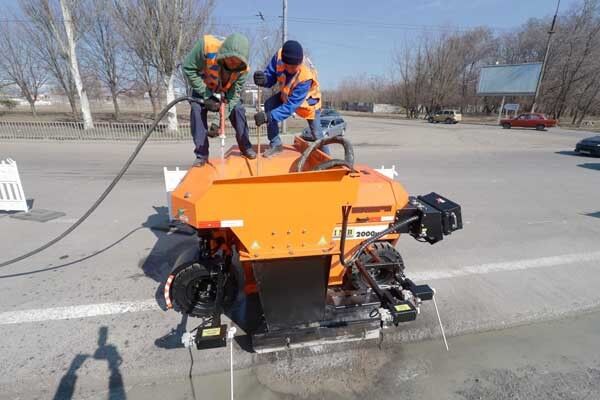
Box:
[0,120,258,141]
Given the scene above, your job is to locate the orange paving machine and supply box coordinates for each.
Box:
[164,136,462,352]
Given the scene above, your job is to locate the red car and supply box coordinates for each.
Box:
[500,113,558,130]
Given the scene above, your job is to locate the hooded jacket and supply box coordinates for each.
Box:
[183,33,249,115]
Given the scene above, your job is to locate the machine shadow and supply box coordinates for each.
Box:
[53,326,126,400]
[578,163,600,171]
[555,150,580,156]
[141,206,197,310]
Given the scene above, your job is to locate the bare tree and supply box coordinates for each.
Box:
[20,0,94,128]
[0,23,48,116]
[81,0,128,120]
[113,0,214,130]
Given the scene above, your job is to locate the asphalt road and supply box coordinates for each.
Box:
[128,308,600,400]
[0,117,599,399]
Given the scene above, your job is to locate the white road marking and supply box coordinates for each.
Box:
[2,251,600,326]
[0,299,160,326]
[412,251,600,281]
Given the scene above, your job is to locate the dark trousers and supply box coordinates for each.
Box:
[264,93,329,154]
[190,92,252,160]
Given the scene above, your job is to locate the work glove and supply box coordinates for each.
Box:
[204,96,221,112]
[253,71,267,87]
[254,111,270,127]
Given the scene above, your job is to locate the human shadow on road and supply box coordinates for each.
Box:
[53,326,125,400]
[53,354,88,400]
[140,206,198,310]
[578,163,600,171]
[94,326,126,400]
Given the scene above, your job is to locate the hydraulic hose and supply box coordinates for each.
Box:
[344,215,420,266]
[0,96,203,268]
[296,135,355,172]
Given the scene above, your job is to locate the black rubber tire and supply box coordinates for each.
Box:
[536,124,545,131]
[353,241,404,290]
[171,263,217,317]
[445,118,452,124]
[502,123,511,129]
[428,117,434,123]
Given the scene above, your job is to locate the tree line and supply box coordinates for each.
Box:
[325,0,600,126]
[0,0,282,129]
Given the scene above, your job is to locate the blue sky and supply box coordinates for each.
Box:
[0,0,579,89]
[214,0,578,89]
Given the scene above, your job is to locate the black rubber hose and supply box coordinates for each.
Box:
[296,135,355,172]
[0,96,203,268]
[345,215,420,266]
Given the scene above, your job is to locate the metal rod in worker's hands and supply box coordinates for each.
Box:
[256,86,262,176]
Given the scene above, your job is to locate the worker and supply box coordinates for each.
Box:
[183,33,256,167]
[253,40,328,157]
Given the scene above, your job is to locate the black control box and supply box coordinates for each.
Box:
[418,192,463,235]
[195,324,227,350]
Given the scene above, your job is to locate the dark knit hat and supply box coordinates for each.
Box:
[281,40,303,65]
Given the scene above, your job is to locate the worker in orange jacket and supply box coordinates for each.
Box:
[253,40,328,157]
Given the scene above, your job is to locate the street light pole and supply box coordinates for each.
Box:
[531,0,560,113]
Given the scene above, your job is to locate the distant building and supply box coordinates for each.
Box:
[342,102,402,113]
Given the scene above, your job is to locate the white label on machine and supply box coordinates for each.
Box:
[332,224,390,240]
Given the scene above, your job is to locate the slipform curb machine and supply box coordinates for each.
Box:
[163,135,462,352]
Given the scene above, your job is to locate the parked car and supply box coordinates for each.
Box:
[500,113,557,130]
[321,108,341,118]
[575,135,600,156]
[301,116,347,140]
[428,110,462,124]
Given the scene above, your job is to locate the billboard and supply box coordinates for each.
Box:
[477,63,542,96]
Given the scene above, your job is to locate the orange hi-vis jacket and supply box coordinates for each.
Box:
[275,49,321,119]
[200,35,246,93]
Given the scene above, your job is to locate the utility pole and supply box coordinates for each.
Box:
[282,0,288,134]
[531,0,560,113]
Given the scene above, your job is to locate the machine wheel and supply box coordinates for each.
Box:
[536,124,545,131]
[428,117,434,123]
[445,118,452,124]
[352,241,404,290]
[170,261,238,318]
[502,123,511,129]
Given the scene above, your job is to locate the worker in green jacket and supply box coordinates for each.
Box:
[183,33,256,166]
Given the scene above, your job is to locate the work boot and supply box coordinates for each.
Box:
[193,158,207,167]
[242,148,257,159]
[262,145,283,158]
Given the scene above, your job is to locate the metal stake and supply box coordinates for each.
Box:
[432,288,449,351]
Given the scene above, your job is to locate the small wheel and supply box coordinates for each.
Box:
[352,241,404,290]
[445,118,452,124]
[502,123,511,129]
[428,117,434,123]
[171,263,216,317]
[536,124,545,131]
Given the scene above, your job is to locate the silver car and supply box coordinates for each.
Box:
[302,116,347,140]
